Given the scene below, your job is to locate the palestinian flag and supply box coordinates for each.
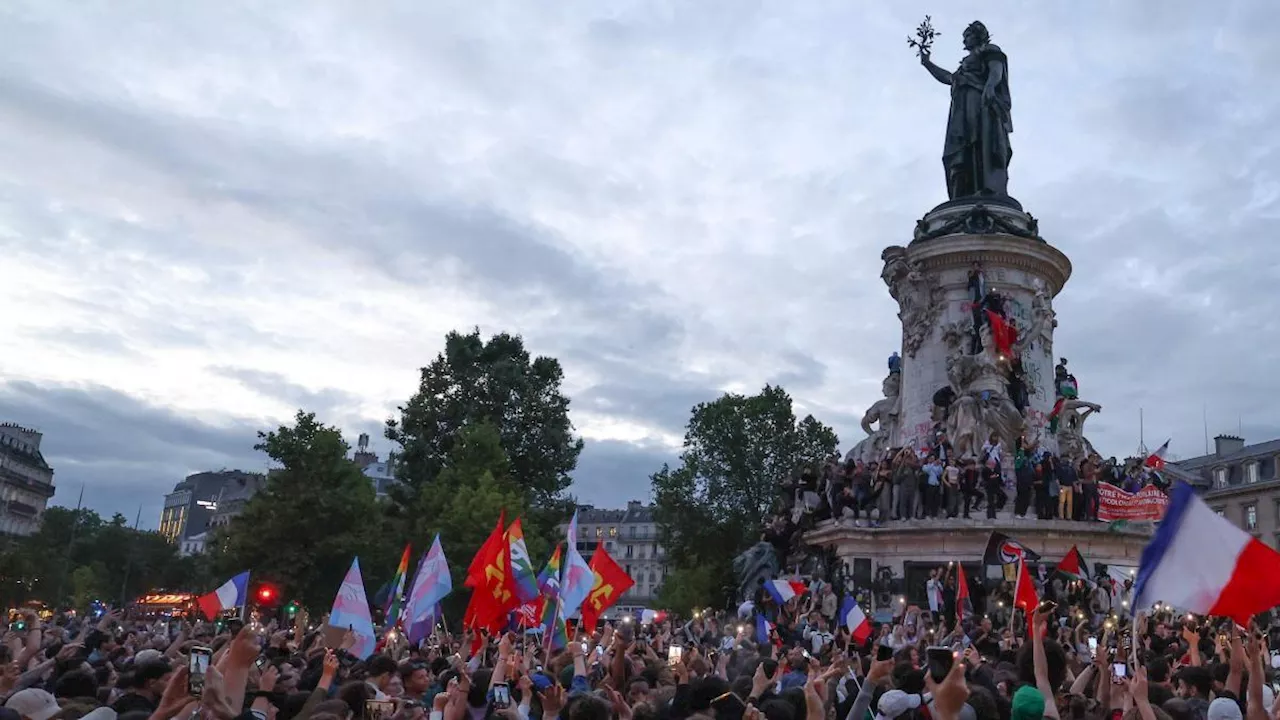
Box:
[1055,545,1089,581]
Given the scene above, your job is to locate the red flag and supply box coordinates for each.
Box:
[986,310,1015,356]
[1014,557,1039,639]
[1056,545,1088,581]
[463,513,518,631]
[466,511,506,587]
[1144,439,1170,470]
[956,564,972,626]
[580,543,635,631]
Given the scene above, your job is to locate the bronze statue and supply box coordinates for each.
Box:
[917,20,1013,200]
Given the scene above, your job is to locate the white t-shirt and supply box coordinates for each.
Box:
[926,579,942,613]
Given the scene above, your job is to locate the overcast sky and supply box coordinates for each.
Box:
[2,1,1278,528]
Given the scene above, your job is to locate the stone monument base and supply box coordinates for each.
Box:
[804,516,1151,611]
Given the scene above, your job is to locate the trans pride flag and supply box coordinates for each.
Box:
[559,511,594,620]
[329,558,376,659]
[404,536,452,645]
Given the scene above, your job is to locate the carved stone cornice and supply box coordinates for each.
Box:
[906,234,1073,296]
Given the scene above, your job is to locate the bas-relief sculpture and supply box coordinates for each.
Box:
[938,323,1026,457]
[1014,278,1056,357]
[882,246,943,358]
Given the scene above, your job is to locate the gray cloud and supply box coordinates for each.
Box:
[2,1,1280,521]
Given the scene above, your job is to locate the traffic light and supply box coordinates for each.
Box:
[285,601,299,616]
[253,583,281,607]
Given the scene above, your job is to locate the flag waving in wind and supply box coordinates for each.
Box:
[1055,545,1090,582]
[559,511,594,620]
[329,558,376,659]
[197,572,249,620]
[956,564,973,626]
[383,544,412,628]
[404,536,452,645]
[581,543,634,630]
[839,596,871,645]
[1014,557,1039,639]
[1144,439,1171,470]
[507,518,539,605]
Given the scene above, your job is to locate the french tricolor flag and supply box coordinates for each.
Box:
[197,571,249,620]
[839,596,872,646]
[1134,483,1280,624]
[764,579,808,605]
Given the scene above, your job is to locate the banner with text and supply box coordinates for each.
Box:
[1097,484,1169,522]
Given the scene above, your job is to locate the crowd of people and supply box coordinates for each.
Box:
[770,446,1169,541]
[5,575,1274,720]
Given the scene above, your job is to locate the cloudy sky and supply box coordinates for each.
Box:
[2,1,1278,527]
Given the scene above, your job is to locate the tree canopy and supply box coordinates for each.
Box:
[0,506,201,610]
[652,384,838,609]
[212,411,383,609]
[385,330,583,513]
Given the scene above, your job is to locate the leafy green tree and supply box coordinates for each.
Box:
[69,565,101,610]
[386,330,583,513]
[214,411,383,610]
[652,385,838,608]
[405,422,549,625]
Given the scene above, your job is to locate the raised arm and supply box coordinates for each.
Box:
[920,52,953,85]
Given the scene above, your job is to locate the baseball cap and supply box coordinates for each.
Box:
[1207,698,1242,720]
[876,690,922,720]
[1011,686,1045,720]
[5,689,61,720]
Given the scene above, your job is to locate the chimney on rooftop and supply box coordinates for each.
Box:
[1213,434,1244,457]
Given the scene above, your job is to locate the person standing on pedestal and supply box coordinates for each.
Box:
[919,21,1014,200]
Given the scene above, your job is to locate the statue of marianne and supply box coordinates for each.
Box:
[918,21,1013,200]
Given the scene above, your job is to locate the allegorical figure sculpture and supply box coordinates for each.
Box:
[918,20,1013,199]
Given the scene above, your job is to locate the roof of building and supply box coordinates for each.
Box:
[573,502,655,525]
[1174,438,1280,471]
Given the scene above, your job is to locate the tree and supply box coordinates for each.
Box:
[652,385,838,609]
[405,422,540,624]
[386,330,583,513]
[214,411,383,610]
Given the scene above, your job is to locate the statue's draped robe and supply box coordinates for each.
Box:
[943,44,1012,198]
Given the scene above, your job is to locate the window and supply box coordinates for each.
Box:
[638,547,646,559]
[649,571,657,583]
[625,564,632,576]
[629,526,637,538]
[608,527,618,537]
[595,527,603,538]
[625,545,634,558]
[1213,507,1225,518]
[1214,468,1228,488]
[1246,463,1260,484]
[1246,504,1258,531]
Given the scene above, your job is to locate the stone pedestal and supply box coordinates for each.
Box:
[805,517,1152,610]
[847,198,1083,467]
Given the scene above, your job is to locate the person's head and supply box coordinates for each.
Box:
[1147,656,1171,685]
[627,678,651,706]
[5,690,60,720]
[1016,637,1067,692]
[1011,686,1045,720]
[51,670,97,701]
[131,659,173,700]
[875,690,921,720]
[1206,698,1242,720]
[398,662,431,697]
[1175,666,1211,700]
[365,655,397,690]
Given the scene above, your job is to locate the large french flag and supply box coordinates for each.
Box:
[197,572,249,620]
[1134,483,1280,624]
[764,579,808,605]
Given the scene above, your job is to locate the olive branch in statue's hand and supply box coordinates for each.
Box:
[906,15,939,59]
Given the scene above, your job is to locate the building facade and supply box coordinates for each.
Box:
[159,470,265,553]
[560,501,666,613]
[353,433,397,499]
[1173,434,1280,548]
[0,424,56,536]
